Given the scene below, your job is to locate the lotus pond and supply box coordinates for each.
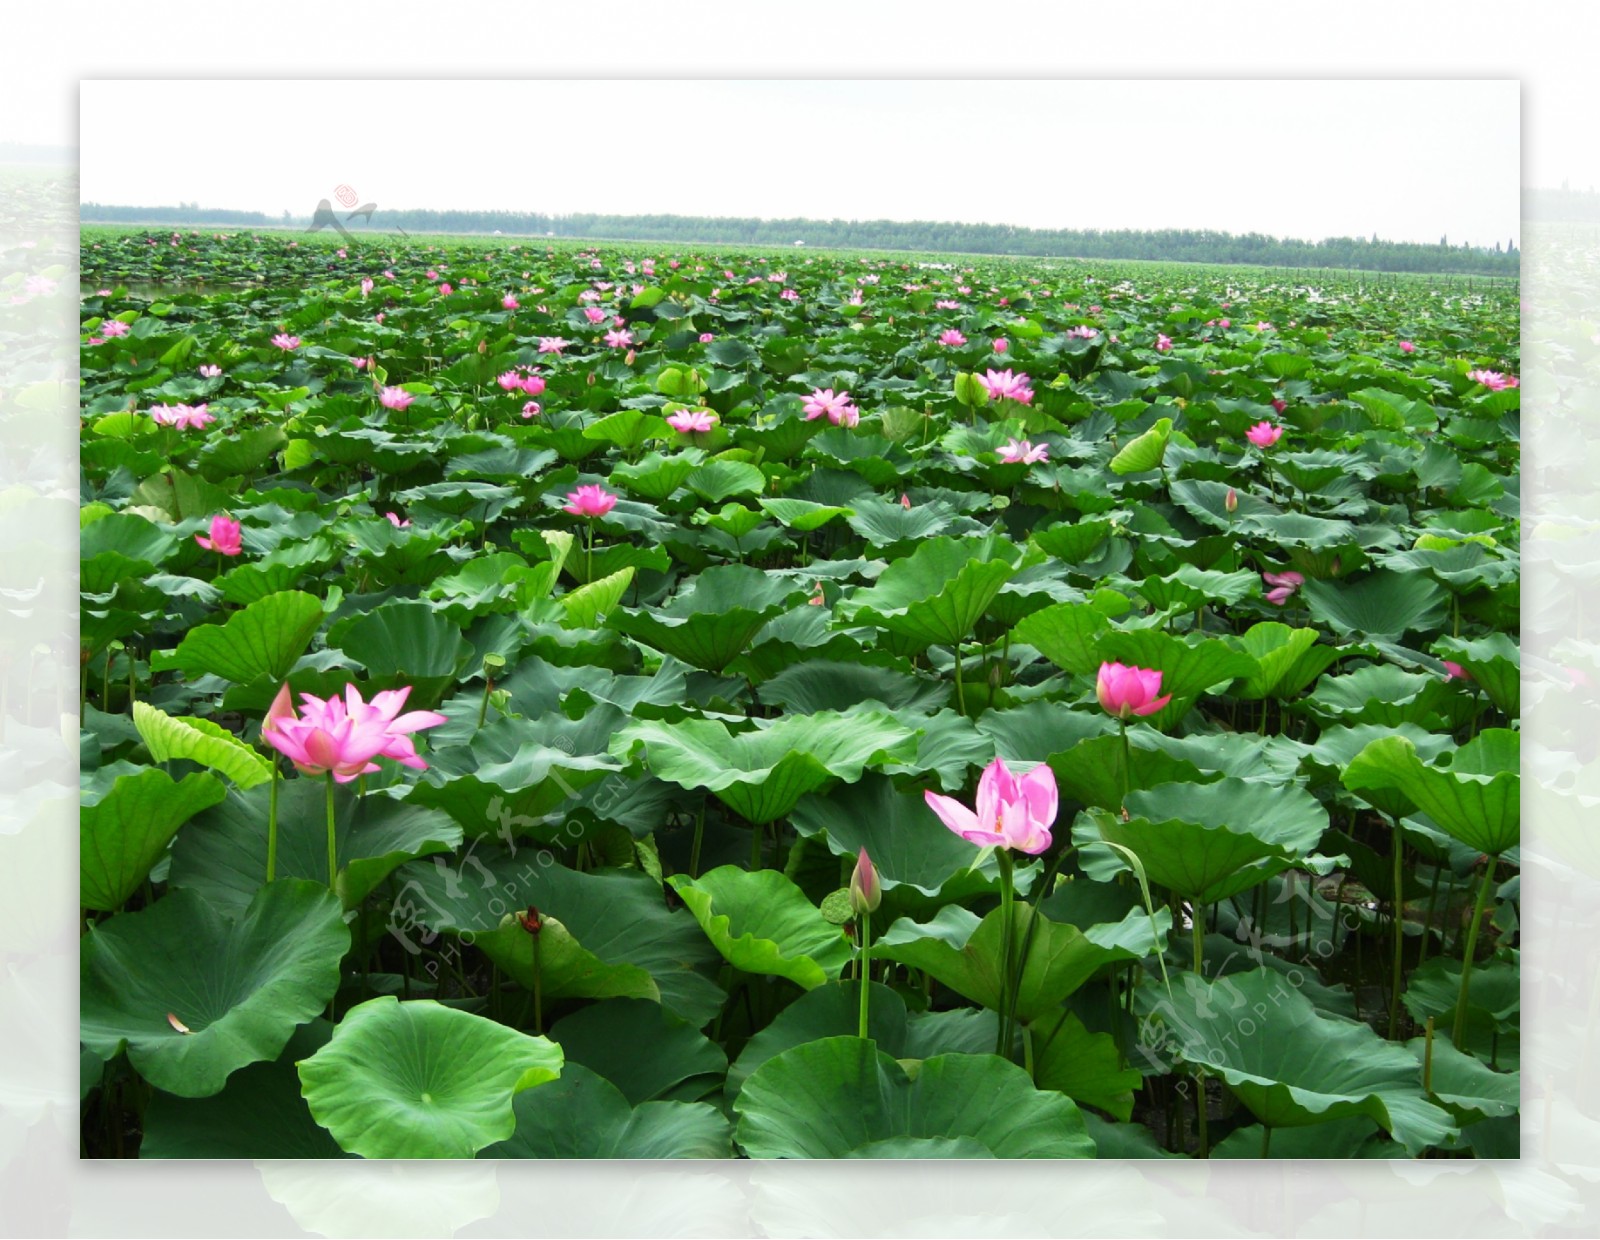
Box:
[79,228,1520,1159]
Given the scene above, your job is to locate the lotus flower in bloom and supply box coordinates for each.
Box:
[924,756,1058,855]
[521,401,542,419]
[803,388,860,427]
[150,402,215,430]
[699,333,715,343]
[563,484,617,517]
[604,327,633,349]
[271,333,301,350]
[1398,340,1415,353]
[1262,569,1305,606]
[379,386,414,411]
[1067,325,1099,339]
[384,512,410,528]
[198,364,222,378]
[584,306,609,324]
[979,369,1034,405]
[1096,661,1172,719]
[939,329,967,347]
[1246,421,1283,448]
[503,294,519,310]
[667,409,719,434]
[360,278,374,297]
[1466,368,1519,391]
[497,370,525,391]
[998,438,1049,464]
[538,337,569,354]
[100,320,130,337]
[520,372,546,396]
[992,337,1008,353]
[1156,334,1173,352]
[195,514,243,556]
[262,683,447,783]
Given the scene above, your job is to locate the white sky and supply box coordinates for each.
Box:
[78,79,1519,247]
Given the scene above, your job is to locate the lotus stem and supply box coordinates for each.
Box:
[689,800,706,879]
[1423,1016,1436,1094]
[857,915,872,1040]
[532,932,543,1034]
[1119,718,1133,808]
[1261,1125,1272,1158]
[1192,902,1209,1158]
[325,772,338,895]
[750,822,764,871]
[266,757,280,884]
[996,849,1016,1059]
[1389,816,1405,1040]
[1452,856,1499,1046]
[953,640,967,715]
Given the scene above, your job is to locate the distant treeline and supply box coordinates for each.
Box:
[80,201,1521,276]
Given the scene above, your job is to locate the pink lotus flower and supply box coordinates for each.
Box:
[438,283,453,296]
[849,847,882,915]
[336,249,347,258]
[1096,662,1172,719]
[781,288,800,301]
[1246,421,1283,448]
[101,320,130,338]
[939,329,968,347]
[262,683,447,783]
[272,333,301,351]
[992,337,1008,353]
[426,270,438,280]
[195,514,242,556]
[198,364,222,378]
[584,306,609,324]
[667,409,719,434]
[1255,321,1274,332]
[901,493,912,509]
[497,370,525,391]
[923,756,1058,855]
[384,512,410,528]
[360,278,374,297]
[563,484,617,517]
[379,386,415,411]
[521,401,542,419]
[604,328,633,349]
[1271,399,1287,414]
[1398,340,1415,353]
[1442,660,1472,681]
[699,333,715,343]
[1067,325,1099,339]
[803,388,860,426]
[1262,570,1305,606]
[1466,369,1518,391]
[1225,488,1238,513]
[353,357,368,370]
[998,438,1049,464]
[502,294,519,310]
[1156,334,1172,352]
[150,403,215,430]
[539,337,569,354]
[979,369,1034,405]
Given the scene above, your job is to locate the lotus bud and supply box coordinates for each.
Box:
[1225,488,1238,513]
[624,349,636,366]
[477,339,488,354]
[849,847,882,916]
[517,905,542,935]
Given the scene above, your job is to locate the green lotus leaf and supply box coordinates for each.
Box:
[81,764,226,911]
[1301,570,1447,639]
[668,866,852,989]
[758,497,853,532]
[761,659,947,715]
[549,997,727,1105]
[1109,417,1171,475]
[1046,733,1218,811]
[583,409,672,451]
[1303,663,1448,728]
[561,566,634,629]
[1343,730,1519,856]
[685,459,764,503]
[1140,969,1456,1155]
[1094,629,1260,727]
[328,601,474,707]
[1432,631,1519,718]
[607,563,798,671]
[131,701,273,789]
[297,997,564,1158]
[1406,1036,1519,1126]
[1138,565,1259,613]
[162,590,324,685]
[80,881,348,1097]
[609,451,702,502]
[734,1037,1095,1158]
[483,1063,731,1158]
[1230,622,1342,700]
[837,535,1019,648]
[1033,1010,1143,1122]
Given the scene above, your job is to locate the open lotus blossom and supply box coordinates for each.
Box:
[502,294,519,310]
[538,337,570,354]
[197,364,222,378]
[979,368,1034,405]
[1398,340,1415,353]
[924,755,1058,855]
[802,388,861,426]
[497,370,525,391]
[379,386,415,411]
[604,327,633,348]
[563,484,617,517]
[998,437,1049,464]
[100,320,130,337]
[1466,368,1519,391]
[1442,660,1472,681]
[1262,569,1305,606]
[1096,661,1172,719]
[360,278,374,296]
[699,332,715,343]
[384,512,410,528]
[1246,421,1283,448]
[271,333,301,350]
[262,683,447,783]
[521,401,542,419]
[150,402,215,430]
[519,372,546,396]
[1067,325,1099,339]
[667,409,719,434]
[584,306,609,324]
[1156,334,1173,352]
[938,328,967,347]
[992,337,1008,352]
[194,514,242,556]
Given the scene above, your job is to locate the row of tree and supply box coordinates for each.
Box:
[80,202,1521,276]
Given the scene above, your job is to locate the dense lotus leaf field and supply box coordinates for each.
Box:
[78,227,1520,1158]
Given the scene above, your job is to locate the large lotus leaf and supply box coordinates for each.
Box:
[844,495,957,546]
[1302,723,1453,819]
[1379,542,1518,592]
[395,480,521,523]
[611,708,918,824]
[483,1062,730,1158]
[169,778,463,913]
[560,566,634,629]
[973,699,1114,762]
[1033,1011,1143,1122]
[298,996,564,1158]
[761,659,948,715]
[668,866,852,989]
[80,512,179,593]
[422,552,539,619]
[141,1022,346,1158]
[1094,629,1259,727]
[873,902,1161,1024]
[1137,729,1310,783]
[1138,565,1259,613]
[392,851,725,1028]
[161,590,324,685]
[726,981,911,1101]
[329,601,474,707]
[734,1037,1095,1158]
[457,916,660,1005]
[1034,517,1114,565]
[609,451,702,502]
[1108,417,1172,475]
[1141,969,1456,1155]
[1231,623,1342,701]
[1301,571,1447,639]
[1343,730,1519,856]
[1079,777,1328,904]
[758,497,853,532]
[1406,1037,1519,1126]
[1402,957,1520,1056]
[81,765,226,911]
[877,709,998,792]
[583,409,672,451]
[1046,734,1218,811]
[685,459,764,503]
[1303,663,1448,728]
[549,998,727,1105]
[789,775,999,898]
[131,701,273,788]
[838,536,1019,648]
[80,881,348,1097]
[407,708,625,837]
[1169,478,1279,531]
[607,563,798,670]
[1432,631,1519,719]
